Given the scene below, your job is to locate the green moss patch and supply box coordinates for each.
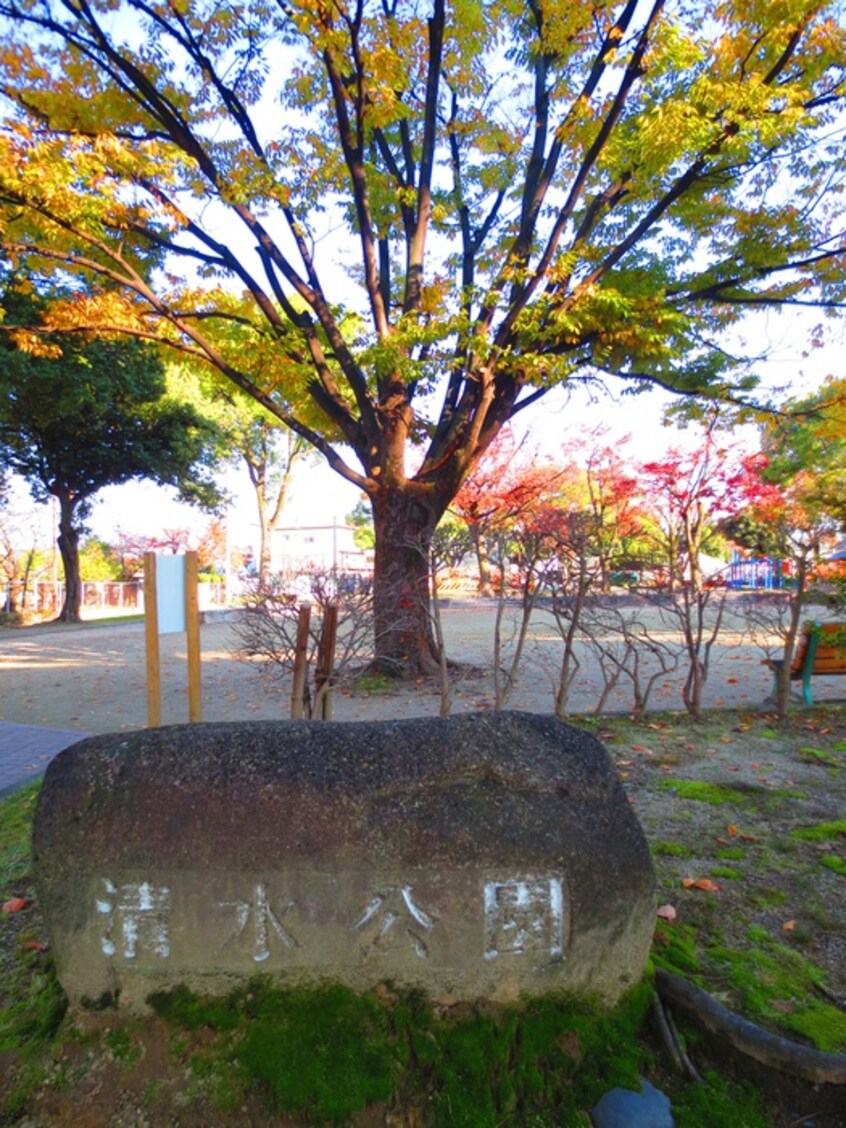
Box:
[706,932,846,1053]
[0,781,40,895]
[789,819,846,843]
[671,1070,769,1128]
[651,922,702,979]
[659,779,745,806]
[798,746,842,768]
[148,977,655,1125]
[652,840,694,859]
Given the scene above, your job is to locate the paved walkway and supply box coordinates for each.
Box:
[0,721,87,797]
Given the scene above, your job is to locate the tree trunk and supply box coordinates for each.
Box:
[469,522,494,596]
[256,485,272,591]
[371,486,443,676]
[776,548,812,720]
[56,496,82,623]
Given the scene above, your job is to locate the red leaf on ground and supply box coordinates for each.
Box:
[2,897,26,914]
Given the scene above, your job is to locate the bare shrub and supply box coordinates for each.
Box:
[578,597,683,720]
[232,568,373,718]
[429,523,474,715]
[650,587,729,720]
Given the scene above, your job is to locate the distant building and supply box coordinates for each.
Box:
[270,522,369,575]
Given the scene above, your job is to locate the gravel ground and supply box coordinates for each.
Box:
[0,596,810,735]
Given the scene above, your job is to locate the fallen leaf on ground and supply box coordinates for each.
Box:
[782,920,797,932]
[2,897,26,914]
[771,999,796,1013]
[657,904,677,920]
[682,878,720,892]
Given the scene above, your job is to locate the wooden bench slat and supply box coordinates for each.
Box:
[770,622,846,706]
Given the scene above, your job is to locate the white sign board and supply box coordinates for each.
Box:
[156,555,186,635]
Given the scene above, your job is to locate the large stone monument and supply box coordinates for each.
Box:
[33,712,656,1011]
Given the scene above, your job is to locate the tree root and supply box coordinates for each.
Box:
[652,992,703,1083]
[655,969,846,1086]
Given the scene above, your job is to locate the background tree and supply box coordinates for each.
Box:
[0,286,222,622]
[1,0,844,668]
[731,386,846,716]
[764,377,846,529]
[571,433,643,591]
[637,428,755,716]
[347,497,377,552]
[639,430,751,592]
[0,476,45,618]
[451,429,564,595]
[219,408,308,589]
[175,364,311,589]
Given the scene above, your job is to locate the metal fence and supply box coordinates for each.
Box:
[3,580,227,617]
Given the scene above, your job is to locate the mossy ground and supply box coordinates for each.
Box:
[2,707,846,1125]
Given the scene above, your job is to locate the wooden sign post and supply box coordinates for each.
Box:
[144,551,202,727]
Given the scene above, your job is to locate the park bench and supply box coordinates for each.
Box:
[765,622,846,706]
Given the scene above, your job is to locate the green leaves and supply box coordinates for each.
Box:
[0,0,843,508]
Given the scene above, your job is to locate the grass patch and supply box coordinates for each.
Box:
[0,783,69,1119]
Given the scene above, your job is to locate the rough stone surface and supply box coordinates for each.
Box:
[32,712,656,1011]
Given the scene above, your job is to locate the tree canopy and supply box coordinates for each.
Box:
[0,282,222,620]
[0,0,843,664]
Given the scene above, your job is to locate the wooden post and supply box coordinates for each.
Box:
[290,603,311,720]
[315,602,339,721]
[143,552,161,728]
[185,550,202,723]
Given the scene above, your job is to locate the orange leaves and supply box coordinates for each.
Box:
[41,291,150,337]
[2,896,26,914]
[7,327,63,358]
[682,877,720,893]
